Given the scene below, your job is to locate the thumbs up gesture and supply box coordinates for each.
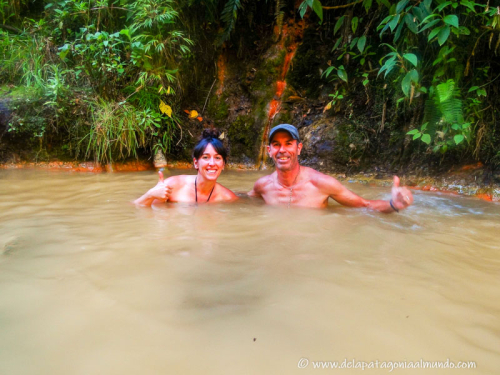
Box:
[148,170,172,201]
[390,176,413,211]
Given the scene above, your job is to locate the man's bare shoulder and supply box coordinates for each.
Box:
[301,166,342,190]
[248,173,275,197]
[253,173,275,190]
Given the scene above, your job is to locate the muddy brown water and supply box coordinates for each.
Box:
[0,169,499,374]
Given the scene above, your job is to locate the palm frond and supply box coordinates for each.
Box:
[217,0,241,46]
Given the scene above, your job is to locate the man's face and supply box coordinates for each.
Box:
[267,131,302,171]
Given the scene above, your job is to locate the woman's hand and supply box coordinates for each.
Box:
[391,176,413,211]
[148,171,172,201]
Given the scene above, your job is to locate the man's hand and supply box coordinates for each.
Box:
[391,176,413,211]
[148,170,172,201]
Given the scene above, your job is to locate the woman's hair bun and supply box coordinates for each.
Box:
[202,128,221,140]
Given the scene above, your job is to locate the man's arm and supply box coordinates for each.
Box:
[316,173,412,213]
[247,176,267,199]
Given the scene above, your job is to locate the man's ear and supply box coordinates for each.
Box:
[297,142,303,155]
[193,158,198,169]
[266,145,271,156]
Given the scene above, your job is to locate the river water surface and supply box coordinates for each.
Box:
[0,169,499,374]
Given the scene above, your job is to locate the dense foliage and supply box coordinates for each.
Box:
[299,0,500,167]
[1,0,499,169]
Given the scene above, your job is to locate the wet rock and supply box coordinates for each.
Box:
[298,118,354,171]
[154,150,167,169]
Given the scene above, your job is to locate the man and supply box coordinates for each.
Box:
[248,124,413,212]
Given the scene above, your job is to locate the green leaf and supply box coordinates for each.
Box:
[404,13,418,33]
[378,65,387,77]
[401,71,412,96]
[337,68,348,83]
[350,37,359,50]
[394,21,405,42]
[403,53,418,67]
[443,15,459,28]
[380,43,398,52]
[461,0,476,13]
[59,48,70,60]
[334,16,345,35]
[458,26,470,35]
[421,133,431,144]
[435,1,451,12]
[332,38,342,51]
[299,1,308,18]
[351,17,359,33]
[322,66,335,78]
[407,129,419,135]
[379,0,391,8]
[380,23,392,37]
[421,14,439,24]
[408,69,419,83]
[312,0,323,22]
[388,14,400,32]
[424,0,432,12]
[437,26,451,45]
[413,133,422,140]
[419,18,441,33]
[119,29,131,40]
[378,15,392,27]
[412,7,424,22]
[363,0,372,13]
[357,36,367,53]
[428,26,442,41]
[454,134,464,144]
[384,62,396,78]
[451,123,461,130]
[396,0,409,14]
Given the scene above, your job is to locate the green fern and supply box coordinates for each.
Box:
[423,79,464,136]
[218,0,241,46]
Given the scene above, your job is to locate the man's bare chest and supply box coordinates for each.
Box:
[263,182,329,208]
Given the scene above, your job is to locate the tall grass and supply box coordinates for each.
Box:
[82,100,169,163]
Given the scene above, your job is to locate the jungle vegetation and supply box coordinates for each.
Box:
[1,0,499,170]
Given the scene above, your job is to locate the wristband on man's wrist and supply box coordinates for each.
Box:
[389,199,399,212]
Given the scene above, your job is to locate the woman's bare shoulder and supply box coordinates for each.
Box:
[165,174,194,187]
[217,183,239,201]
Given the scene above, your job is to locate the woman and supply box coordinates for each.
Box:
[134,129,238,206]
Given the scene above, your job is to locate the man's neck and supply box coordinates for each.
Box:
[276,164,301,187]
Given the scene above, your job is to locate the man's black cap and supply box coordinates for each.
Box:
[268,124,300,143]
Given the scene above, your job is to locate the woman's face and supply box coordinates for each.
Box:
[193,143,225,181]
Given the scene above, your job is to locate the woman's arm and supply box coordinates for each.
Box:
[133,171,172,207]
